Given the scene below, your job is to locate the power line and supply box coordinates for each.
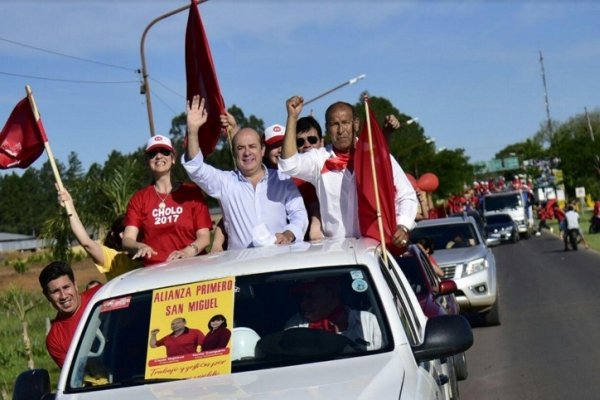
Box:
[151,89,181,116]
[149,76,185,99]
[0,70,137,84]
[0,36,136,73]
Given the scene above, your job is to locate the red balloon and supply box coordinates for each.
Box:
[405,173,418,189]
[417,172,439,192]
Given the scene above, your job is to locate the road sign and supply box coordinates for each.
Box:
[575,187,586,198]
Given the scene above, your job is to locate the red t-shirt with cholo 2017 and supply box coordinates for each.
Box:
[124,183,212,265]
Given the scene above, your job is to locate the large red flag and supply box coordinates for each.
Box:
[0,97,47,169]
[355,101,399,253]
[185,0,226,157]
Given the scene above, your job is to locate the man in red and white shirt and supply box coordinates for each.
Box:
[279,96,417,248]
[39,261,102,368]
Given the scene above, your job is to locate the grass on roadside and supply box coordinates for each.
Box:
[542,213,600,250]
[0,289,60,399]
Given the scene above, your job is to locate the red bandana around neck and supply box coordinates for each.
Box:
[307,304,346,333]
[321,150,354,173]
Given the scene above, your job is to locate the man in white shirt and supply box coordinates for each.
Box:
[279,96,417,248]
[564,205,581,251]
[183,95,308,249]
[284,279,382,351]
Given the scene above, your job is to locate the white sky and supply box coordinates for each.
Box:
[2,0,600,172]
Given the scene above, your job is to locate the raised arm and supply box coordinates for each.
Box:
[185,95,208,162]
[57,187,105,266]
[149,329,160,348]
[281,96,304,160]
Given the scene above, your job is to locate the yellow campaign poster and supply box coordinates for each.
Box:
[145,276,235,380]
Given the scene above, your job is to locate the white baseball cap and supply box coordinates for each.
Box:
[145,135,174,153]
[264,124,285,146]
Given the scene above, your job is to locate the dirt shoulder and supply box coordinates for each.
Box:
[0,256,105,294]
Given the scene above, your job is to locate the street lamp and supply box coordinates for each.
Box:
[139,0,209,137]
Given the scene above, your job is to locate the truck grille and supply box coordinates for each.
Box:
[441,265,457,279]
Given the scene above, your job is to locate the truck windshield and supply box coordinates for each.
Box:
[65,266,391,393]
[484,194,522,211]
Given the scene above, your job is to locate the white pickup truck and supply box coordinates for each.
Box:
[481,190,534,238]
[14,238,472,400]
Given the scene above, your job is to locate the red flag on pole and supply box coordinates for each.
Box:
[355,100,400,253]
[0,97,48,169]
[185,0,226,157]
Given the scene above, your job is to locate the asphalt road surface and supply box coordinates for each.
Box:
[459,231,600,399]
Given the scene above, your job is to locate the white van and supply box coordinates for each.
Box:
[481,190,533,238]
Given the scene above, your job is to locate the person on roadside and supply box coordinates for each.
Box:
[279,96,417,249]
[183,95,307,249]
[149,317,205,357]
[564,205,580,251]
[122,135,212,265]
[57,188,142,280]
[40,261,102,368]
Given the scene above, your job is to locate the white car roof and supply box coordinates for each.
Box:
[96,238,381,300]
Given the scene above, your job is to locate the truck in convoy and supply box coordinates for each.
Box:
[480,190,534,239]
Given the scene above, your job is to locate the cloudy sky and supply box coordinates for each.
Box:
[2,0,599,172]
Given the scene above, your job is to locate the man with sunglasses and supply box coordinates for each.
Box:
[293,116,325,241]
[183,95,307,249]
[279,96,417,249]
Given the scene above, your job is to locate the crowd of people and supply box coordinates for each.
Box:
[39,93,600,369]
[40,94,419,368]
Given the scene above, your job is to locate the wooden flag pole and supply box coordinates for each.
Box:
[226,126,237,170]
[363,96,388,264]
[25,85,73,216]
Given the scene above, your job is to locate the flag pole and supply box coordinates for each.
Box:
[363,96,388,264]
[304,74,366,106]
[226,126,237,169]
[24,85,73,215]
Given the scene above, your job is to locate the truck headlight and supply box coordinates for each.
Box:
[462,257,488,277]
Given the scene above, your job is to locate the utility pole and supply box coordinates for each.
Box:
[539,51,553,137]
[585,106,600,175]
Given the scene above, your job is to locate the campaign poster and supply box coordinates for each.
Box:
[145,276,235,380]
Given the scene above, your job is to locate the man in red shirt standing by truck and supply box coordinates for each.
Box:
[39,261,102,368]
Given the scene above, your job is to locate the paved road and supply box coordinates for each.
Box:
[459,231,600,399]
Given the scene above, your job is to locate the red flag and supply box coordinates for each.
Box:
[355,102,399,253]
[185,0,226,157]
[0,97,47,169]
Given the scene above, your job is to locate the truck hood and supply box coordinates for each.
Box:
[486,222,514,230]
[60,352,406,400]
[430,247,486,265]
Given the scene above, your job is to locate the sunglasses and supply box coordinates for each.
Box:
[296,136,319,147]
[147,148,172,158]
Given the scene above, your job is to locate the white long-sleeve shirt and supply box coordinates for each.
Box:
[183,153,308,250]
[278,145,417,239]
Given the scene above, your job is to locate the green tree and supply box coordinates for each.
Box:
[428,149,475,199]
[547,111,600,198]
